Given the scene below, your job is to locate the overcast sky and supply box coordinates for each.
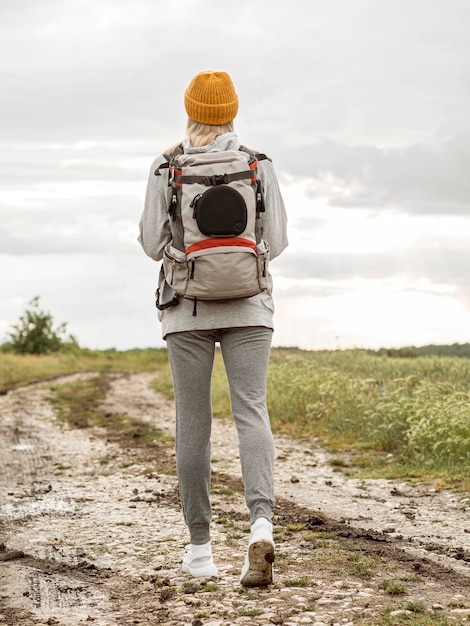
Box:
[1,0,469,350]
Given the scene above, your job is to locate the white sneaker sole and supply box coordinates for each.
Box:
[240,539,275,587]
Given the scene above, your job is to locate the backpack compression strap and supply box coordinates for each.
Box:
[154,145,270,177]
[170,164,257,186]
[155,144,268,220]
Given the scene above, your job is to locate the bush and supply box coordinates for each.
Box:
[3,296,79,355]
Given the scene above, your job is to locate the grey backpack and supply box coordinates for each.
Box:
[155,145,270,315]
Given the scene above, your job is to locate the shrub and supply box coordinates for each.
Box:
[3,296,79,355]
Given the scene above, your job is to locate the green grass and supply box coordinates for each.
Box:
[49,372,174,451]
[283,575,313,587]
[153,347,470,488]
[237,608,263,616]
[0,347,168,394]
[364,610,467,625]
[3,345,469,489]
[378,579,407,595]
[265,349,470,487]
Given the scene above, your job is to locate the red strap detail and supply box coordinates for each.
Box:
[250,159,258,181]
[187,237,257,255]
[170,167,183,186]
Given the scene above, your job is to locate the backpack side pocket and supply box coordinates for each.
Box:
[163,243,189,296]
[256,240,270,291]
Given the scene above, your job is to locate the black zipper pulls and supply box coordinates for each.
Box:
[255,180,265,217]
[168,192,178,221]
[190,194,202,218]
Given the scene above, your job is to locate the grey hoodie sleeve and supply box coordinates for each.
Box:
[138,156,171,261]
[257,158,288,260]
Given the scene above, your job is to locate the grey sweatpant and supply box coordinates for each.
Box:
[166,326,275,545]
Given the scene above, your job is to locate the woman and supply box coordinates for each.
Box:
[138,70,288,586]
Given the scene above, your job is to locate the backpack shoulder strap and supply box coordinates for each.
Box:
[163,143,184,162]
[154,143,184,176]
[238,146,267,217]
[239,145,272,163]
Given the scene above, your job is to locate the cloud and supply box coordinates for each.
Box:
[272,275,470,351]
[0,140,148,255]
[279,245,470,286]
[1,0,470,350]
[276,135,470,216]
[0,250,162,349]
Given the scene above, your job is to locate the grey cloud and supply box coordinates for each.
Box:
[279,245,470,286]
[0,230,139,255]
[2,146,149,185]
[0,249,162,350]
[0,201,141,255]
[3,0,470,149]
[2,0,470,350]
[276,136,470,216]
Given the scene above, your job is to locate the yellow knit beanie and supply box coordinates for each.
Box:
[184,70,239,126]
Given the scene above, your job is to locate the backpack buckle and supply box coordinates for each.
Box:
[206,173,228,185]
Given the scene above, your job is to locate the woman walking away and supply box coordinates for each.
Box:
[138,69,288,586]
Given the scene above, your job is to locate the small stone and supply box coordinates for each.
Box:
[315,598,339,606]
[452,593,465,601]
[390,610,411,617]
[432,603,445,610]
[290,475,300,483]
[450,609,470,615]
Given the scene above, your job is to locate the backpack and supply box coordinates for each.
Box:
[155,145,270,314]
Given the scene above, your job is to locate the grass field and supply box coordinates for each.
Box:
[2,346,469,489]
[153,347,470,488]
[0,347,168,393]
[265,349,470,486]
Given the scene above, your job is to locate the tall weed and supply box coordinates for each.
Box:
[266,350,470,483]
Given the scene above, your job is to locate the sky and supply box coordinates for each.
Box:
[1,0,470,351]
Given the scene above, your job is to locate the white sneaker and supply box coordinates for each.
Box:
[182,541,218,578]
[240,517,275,587]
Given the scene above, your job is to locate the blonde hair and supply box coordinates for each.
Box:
[185,118,234,148]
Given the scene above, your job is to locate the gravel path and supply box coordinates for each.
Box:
[0,372,469,625]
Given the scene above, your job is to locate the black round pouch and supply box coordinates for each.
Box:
[192,186,248,237]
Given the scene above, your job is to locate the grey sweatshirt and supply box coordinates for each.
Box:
[138,133,288,339]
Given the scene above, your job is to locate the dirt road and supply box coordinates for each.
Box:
[0,372,469,625]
